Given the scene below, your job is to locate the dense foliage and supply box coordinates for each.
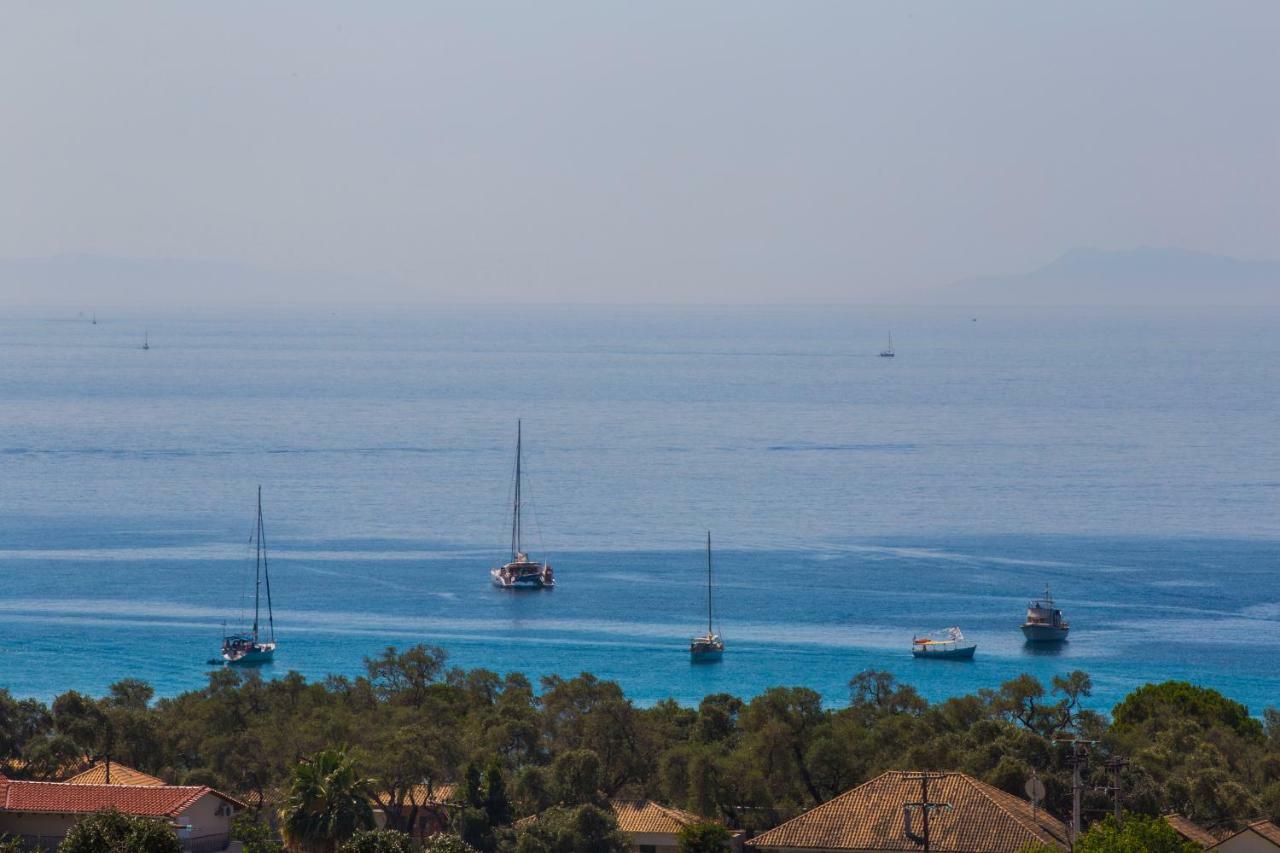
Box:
[1,645,1277,850]
[57,809,181,853]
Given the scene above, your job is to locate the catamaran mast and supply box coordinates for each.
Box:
[511,420,522,559]
[253,486,262,642]
[706,531,713,635]
[261,486,274,643]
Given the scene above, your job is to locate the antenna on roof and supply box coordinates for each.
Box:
[902,772,951,853]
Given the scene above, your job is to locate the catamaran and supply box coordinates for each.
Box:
[1021,585,1069,642]
[879,331,895,358]
[491,421,555,589]
[690,532,724,662]
[221,487,277,664]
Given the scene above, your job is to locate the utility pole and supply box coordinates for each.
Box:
[903,772,952,852]
[1056,736,1098,848]
[1102,756,1129,822]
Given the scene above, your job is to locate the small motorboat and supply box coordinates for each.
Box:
[1021,585,1069,642]
[911,627,976,660]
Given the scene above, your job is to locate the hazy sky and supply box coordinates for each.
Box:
[2,2,1277,302]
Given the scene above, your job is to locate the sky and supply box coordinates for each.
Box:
[1,2,1277,303]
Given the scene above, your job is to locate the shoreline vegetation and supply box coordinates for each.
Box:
[2,644,1278,851]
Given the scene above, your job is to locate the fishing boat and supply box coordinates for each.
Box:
[491,421,555,589]
[690,532,724,663]
[221,487,277,664]
[879,331,895,358]
[911,627,976,660]
[1021,585,1069,642]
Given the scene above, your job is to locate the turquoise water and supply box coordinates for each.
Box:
[1,305,1277,712]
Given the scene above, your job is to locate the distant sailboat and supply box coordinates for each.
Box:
[142,330,150,351]
[490,421,555,589]
[221,487,277,664]
[91,312,97,325]
[690,532,724,662]
[879,331,895,358]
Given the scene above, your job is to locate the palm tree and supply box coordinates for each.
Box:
[280,748,376,853]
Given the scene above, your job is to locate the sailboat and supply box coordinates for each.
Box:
[490,421,555,589]
[221,487,277,664]
[91,312,97,325]
[879,331,895,358]
[689,532,724,662]
[142,330,150,351]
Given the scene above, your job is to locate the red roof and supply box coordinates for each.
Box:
[0,774,244,817]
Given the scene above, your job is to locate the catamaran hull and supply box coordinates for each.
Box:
[1021,625,1069,643]
[490,568,554,589]
[690,648,723,663]
[223,646,276,665]
[912,645,976,660]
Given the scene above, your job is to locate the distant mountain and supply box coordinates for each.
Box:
[0,253,394,307]
[947,247,1280,306]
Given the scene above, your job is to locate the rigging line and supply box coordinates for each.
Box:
[521,439,549,559]
[259,486,275,644]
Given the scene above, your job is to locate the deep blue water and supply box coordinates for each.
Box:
[1,305,1277,714]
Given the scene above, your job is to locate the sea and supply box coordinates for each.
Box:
[1,304,1278,715]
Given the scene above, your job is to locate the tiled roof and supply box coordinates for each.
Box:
[747,771,1069,852]
[0,774,245,817]
[377,782,459,808]
[610,799,706,835]
[64,762,167,787]
[1164,814,1218,847]
[1234,820,1280,846]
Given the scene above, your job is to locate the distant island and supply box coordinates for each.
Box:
[947,247,1280,306]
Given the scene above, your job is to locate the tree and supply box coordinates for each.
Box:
[1112,682,1263,740]
[677,821,733,853]
[232,812,284,853]
[513,804,630,853]
[337,829,414,853]
[58,809,180,853]
[279,749,375,853]
[1072,814,1201,852]
[0,837,24,853]
[421,836,478,853]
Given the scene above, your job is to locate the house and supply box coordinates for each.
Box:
[64,760,167,786]
[1164,813,1221,848]
[1213,820,1280,851]
[610,799,740,853]
[747,771,1069,853]
[517,798,738,853]
[371,782,459,839]
[0,772,245,852]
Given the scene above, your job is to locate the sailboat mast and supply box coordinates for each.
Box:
[511,420,522,559]
[706,531,713,634]
[260,487,275,643]
[252,487,261,642]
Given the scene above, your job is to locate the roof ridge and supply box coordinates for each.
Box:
[748,770,897,845]
[962,775,1064,847]
[650,800,702,826]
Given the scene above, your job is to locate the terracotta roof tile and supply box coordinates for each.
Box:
[1244,820,1280,845]
[0,776,245,817]
[381,782,459,807]
[610,799,706,835]
[1163,814,1218,847]
[64,762,167,787]
[747,771,1069,852]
